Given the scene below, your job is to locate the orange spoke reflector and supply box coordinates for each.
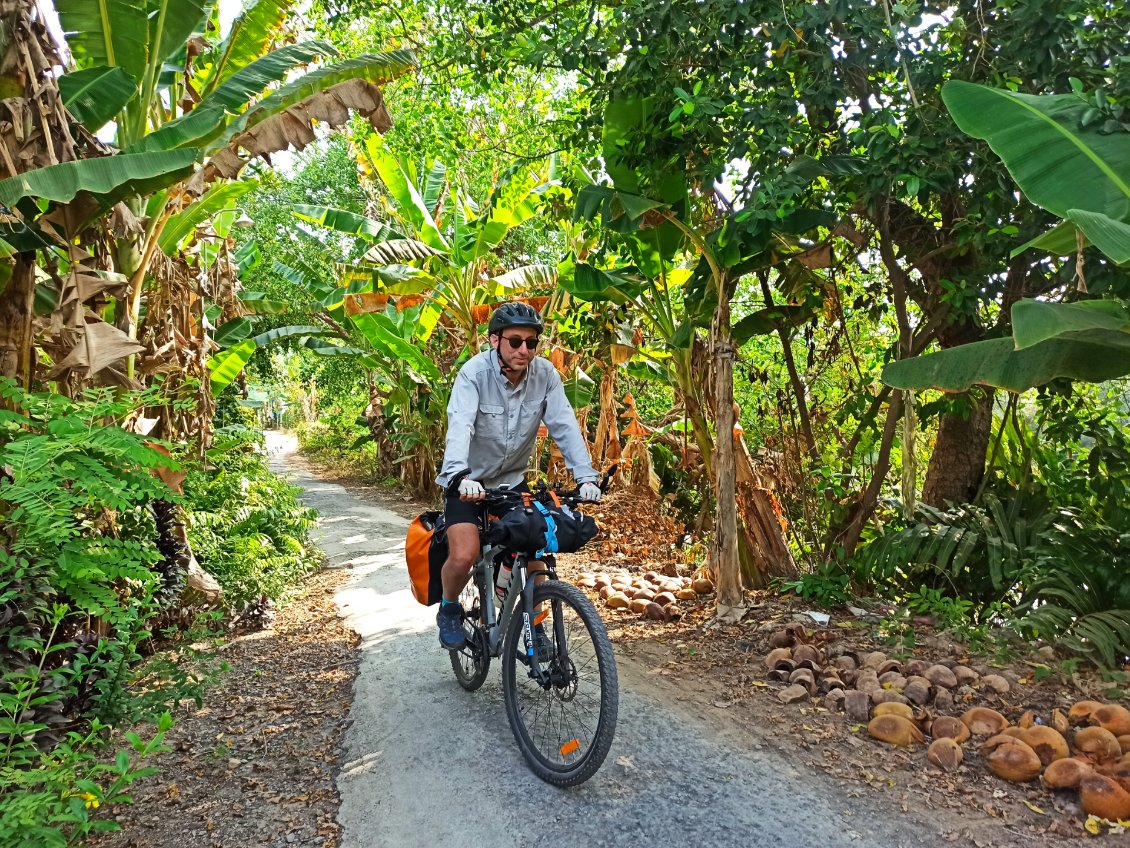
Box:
[560,739,580,756]
[533,609,548,625]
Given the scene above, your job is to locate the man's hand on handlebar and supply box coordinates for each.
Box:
[578,482,602,503]
[458,477,486,501]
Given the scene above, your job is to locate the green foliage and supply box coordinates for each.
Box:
[778,562,854,609]
[0,710,173,848]
[0,381,213,842]
[856,494,1051,612]
[183,427,319,606]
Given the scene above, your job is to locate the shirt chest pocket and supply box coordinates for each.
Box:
[518,400,545,439]
[476,403,506,439]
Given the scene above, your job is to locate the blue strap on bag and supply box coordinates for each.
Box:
[532,500,559,558]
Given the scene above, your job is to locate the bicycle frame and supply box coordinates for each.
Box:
[468,513,564,686]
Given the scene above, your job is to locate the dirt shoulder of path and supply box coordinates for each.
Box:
[90,566,359,848]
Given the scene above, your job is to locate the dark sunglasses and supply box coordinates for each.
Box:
[502,335,539,351]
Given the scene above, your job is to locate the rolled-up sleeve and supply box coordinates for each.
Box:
[436,368,479,489]
[542,369,599,483]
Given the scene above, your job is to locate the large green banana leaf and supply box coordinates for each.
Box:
[562,262,643,305]
[207,324,330,392]
[351,313,440,383]
[942,81,1130,222]
[142,0,211,100]
[159,181,257,254]
[197,0,296,95]
[55,0,150,84]
[1011,299,1130,350]
[362,134,446,251]
[292,204,400,241]
[58,66,137,132]
[0,149,198,206]
[1064,210,1130,265]
[881,332,1130,393]
[134,41,335,153]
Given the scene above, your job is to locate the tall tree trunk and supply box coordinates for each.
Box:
[921,390,995,507]
[710,277,742,616]
[0,255,35,386]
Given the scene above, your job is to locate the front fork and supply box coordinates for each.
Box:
[516,555,567,686]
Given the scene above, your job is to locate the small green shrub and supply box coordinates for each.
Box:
[184,426,319,606]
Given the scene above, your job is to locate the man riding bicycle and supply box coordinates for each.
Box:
[434,302,602,650]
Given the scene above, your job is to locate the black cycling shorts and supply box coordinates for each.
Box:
[444,481,528,529]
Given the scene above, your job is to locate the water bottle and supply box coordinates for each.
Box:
[495,559,513,605]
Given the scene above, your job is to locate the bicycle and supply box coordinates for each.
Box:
[448,476,619,787]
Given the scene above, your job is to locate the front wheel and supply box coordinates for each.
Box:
[502,580,618,786]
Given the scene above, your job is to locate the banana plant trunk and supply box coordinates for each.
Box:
[0,255,35,386]
[710,277,742,613]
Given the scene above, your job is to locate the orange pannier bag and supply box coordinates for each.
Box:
[405,511,447,605]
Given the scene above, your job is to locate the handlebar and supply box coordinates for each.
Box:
[449,465,618,510]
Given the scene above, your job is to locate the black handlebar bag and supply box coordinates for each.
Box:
[488,500,597,557]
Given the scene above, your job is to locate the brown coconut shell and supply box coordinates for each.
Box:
[1091,704,1130,737]
[983,736,1042,783]
[867,714,924,747]
[674,588,698,601]
[605,592,630,609]
[932,715,971,744]
[1117,735,1130,755]
[872,702,915,721]
[691,577,714,595]
[598,585,615,600]
[1051,709,1070,736]
[923,664,958,689]
[629,598,650,614]
[662,602,682,622]
[1079,774,1130,821]
[644,602,667,621]
[1069,700,1106,726]
[1075,726,1123,765]
[1017,710,1036,729]
[1019,726,1069,766]
[1042,757,1094,790]
[630,587,655,602]
[960,707,1009,737]
[927,737,963,772]
[653,591,677,607]
[764,647,792,669]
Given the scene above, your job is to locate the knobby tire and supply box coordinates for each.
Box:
[501,580,618,786]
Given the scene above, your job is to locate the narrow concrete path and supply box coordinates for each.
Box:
[266,433,957,848]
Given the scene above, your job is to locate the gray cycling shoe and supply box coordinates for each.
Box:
[437,602,466,650]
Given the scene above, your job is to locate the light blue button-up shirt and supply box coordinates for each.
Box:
[436,350,599,490]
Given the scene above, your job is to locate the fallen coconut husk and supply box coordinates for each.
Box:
[982,735,1042,783]
[1068,700,1105,725]
[868,714,924,747]
[931,715,971,744]
[1019,725,1069,766]
[1091,704,1130,737]
[927,737,963,772]
[1075,726,1122,765]
[1042,757,1094,790]
[1079,773,1130,820]
[960,707,1009,737]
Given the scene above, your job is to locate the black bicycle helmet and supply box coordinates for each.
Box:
[488,301,544,336]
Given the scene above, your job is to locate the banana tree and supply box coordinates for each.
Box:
[883,81,1130,393]
[296,137,560,350]
[0,0,415,395]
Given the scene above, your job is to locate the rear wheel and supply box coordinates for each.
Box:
[502,580,618,786]
[449,577,490,691]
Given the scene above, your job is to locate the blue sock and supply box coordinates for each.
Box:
[440,596,457,606]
